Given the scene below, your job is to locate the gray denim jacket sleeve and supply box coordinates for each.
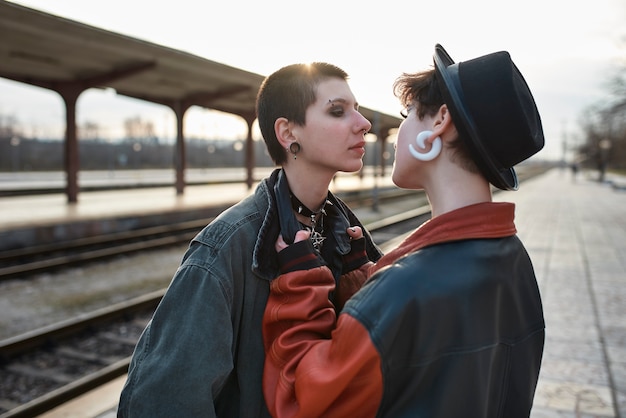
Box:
[118,242,235,417]
[118,178,277,418]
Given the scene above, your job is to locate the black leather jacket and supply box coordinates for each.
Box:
[348,236,545,417]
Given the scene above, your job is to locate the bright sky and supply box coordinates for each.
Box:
[2,0,625,160]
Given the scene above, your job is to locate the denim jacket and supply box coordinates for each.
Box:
[118,168,382,417]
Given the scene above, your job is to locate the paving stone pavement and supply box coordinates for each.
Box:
[495,169,626,417]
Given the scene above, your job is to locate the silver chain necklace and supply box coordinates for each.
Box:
[307,212,326,250]
[291,194,330,250]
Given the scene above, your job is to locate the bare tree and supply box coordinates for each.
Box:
[577,41,626,173]
[0,113,22,138]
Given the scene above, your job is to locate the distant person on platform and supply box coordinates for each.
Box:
[262,44,546,417]
[117,62,382,417]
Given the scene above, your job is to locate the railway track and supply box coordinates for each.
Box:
[0,206,430,418]
[0,187,417,281]
[0,291,162,418]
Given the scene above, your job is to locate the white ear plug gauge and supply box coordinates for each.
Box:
[409,130,442,161]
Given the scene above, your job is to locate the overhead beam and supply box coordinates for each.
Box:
[0,61,156,91]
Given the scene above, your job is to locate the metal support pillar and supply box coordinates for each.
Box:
[244,116,256,189]
[172,101,190,195]
[59,88,82,203]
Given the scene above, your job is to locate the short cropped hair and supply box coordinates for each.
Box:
[256,62,349,165]
[393,69,479,174]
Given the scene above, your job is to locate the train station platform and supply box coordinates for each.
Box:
[503,168,625,417]
[12,168,626,417]
[0,170,397,251]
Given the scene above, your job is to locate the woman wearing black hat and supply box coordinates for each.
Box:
[262,45,546,417]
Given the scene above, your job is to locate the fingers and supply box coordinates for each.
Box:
[294,230,311,242]
[277,227,361,253]
[347,226,363,240]
[275,235,288,253]
[275,230,312,253]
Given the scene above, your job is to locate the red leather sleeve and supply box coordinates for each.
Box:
[263,267,383,418]
[335,261,373,311]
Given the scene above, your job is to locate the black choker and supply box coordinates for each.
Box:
[290,193,331,219]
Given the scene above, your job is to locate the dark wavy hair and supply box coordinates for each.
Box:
[393,68,479,173]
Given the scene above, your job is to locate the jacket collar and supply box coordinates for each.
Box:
[371,202,516,275]
[251,169,282,281]
[252,169,382,281]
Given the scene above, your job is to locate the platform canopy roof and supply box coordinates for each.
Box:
[0,0,402,131]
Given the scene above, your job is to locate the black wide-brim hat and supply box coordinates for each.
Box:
[433,44,544,190]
